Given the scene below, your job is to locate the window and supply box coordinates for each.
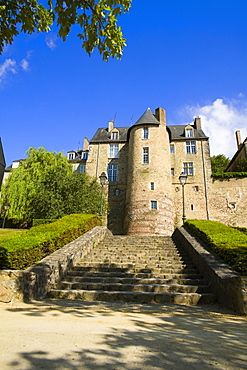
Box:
[191,204,194,211]
[151,201,157,210]
[68,153,75,160]
[171,168,174,176]
[109,144,119,158]
[194,186,199,192]
[186,141,196,154]
[82,152,88,160]
[79,165,86,173]
[150,182,154,190]
[170,144,175,154]
[143,147,149,164]
[143,127,149,139]
[111,132,119,140]
[185,128,193,137]
[115,189,119,195]
[108,164,118,182]
[183,162,194,175]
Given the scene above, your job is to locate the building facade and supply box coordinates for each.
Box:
[68,106,247,235]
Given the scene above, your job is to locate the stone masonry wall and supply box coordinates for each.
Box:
[209,177,247,227]
[86,142,129,234]
[0,226,111,302]
[172,139,212,227]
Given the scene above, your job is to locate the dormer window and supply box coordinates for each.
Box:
[185,128,193,138]
[68,152,75,160]
[111,131,119,140]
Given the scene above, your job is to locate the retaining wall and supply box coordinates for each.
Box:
[0,226,111,302]
[172,227,247,315]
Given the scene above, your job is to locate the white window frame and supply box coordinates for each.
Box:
[68,153,75,160]
[143,147,149,164]
[111,132,119,140]
[143,127,149,139]
[150,182,154,191]
[151,201,157,210]
[109,144,119,158]
[108,164,118,182]
[186,141,196,154]
[185,128,193,138]
[183,162,194,175]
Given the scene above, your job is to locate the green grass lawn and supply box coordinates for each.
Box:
[0,229,25,240]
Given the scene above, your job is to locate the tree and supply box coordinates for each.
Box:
[210,154,230,174]
[0,147,104,224]
[0,0,132,60]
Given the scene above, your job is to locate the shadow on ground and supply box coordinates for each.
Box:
[2,299,247,369]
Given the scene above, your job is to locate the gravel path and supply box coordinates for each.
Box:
[0,299,247,369]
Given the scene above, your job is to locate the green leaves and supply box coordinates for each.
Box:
[0,0,132,60]
[0,147,105,224]
[185,220,247,275]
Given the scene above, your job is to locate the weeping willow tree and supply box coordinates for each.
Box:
[0,147,103,224]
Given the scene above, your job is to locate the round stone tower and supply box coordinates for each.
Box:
[124,107,174,236]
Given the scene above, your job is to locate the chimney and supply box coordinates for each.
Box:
[83,137,89,151]
[236,130,242,149]
[194,117,201,130]
[155,107,166,125]
[108,120,114,132]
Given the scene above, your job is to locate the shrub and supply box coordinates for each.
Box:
[32,219,56,227]
[0,214,101,270]
[184,220,247,275]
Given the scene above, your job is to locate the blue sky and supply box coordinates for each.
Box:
[1,0,247,166]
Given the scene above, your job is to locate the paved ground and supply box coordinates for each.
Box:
[0,299,247,370]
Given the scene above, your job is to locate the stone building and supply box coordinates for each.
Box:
[68,106,247,235]
[0,138,6,189]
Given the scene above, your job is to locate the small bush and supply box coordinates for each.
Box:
[0,214,101,270]
[32,219,56,227]
[184,220,247,275]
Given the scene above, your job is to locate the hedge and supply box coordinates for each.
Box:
[32,219,56,227]
[0,214,101,270]
[184,220,247,275]
[212,172,247,180]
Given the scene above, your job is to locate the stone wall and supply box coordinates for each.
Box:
[209,177,247,227]
[172,139,212,227]
[86,142,129,234]
[172,227,247,315]
[0,226,111,303]
[124,122,174,236]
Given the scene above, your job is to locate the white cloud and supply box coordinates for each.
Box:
[20,51,32,71]
[20,58,29,71]
[0,59,17,83]
[45,34,58,50]
[184,98,247,158]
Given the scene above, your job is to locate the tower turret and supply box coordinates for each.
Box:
[124,107,174,235]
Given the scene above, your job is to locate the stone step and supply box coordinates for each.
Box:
[83,259,195,266]
[57,281,211,294]
[71,266,199,274]
[48,289,216,305]
[62,276,208,286]
[67,270,202,279]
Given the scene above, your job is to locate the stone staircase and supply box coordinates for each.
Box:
[48,235,215,305]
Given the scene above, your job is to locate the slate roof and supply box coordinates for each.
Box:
[89,108,208,143]
[90,127,129,143]
[132,108,160,126]
[168,125,208,140]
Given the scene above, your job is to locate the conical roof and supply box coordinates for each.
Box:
[133,108,160,126]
